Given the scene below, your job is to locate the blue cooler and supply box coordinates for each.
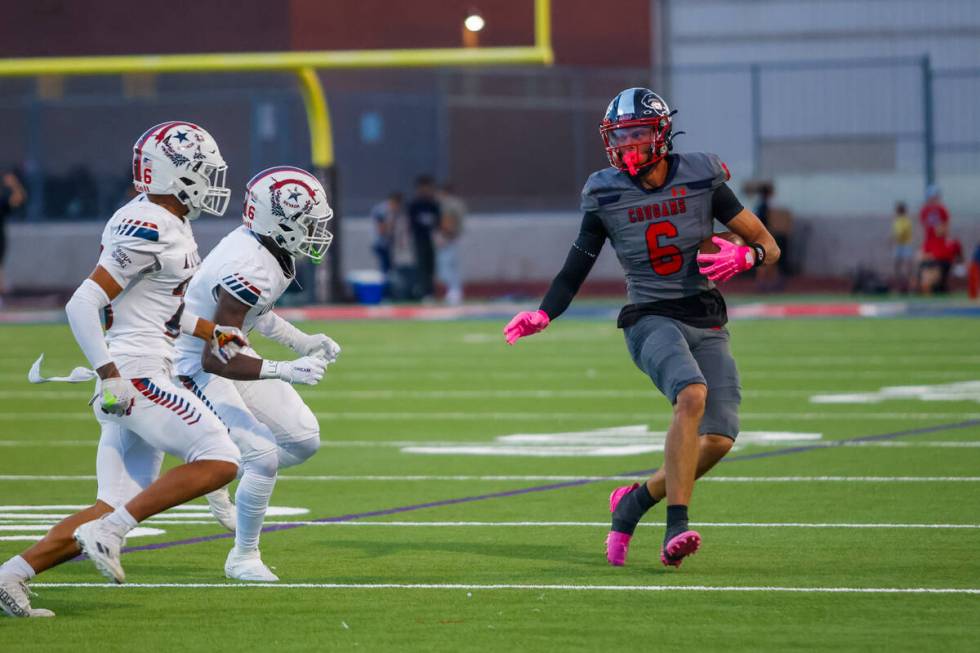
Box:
[347,270,386,305]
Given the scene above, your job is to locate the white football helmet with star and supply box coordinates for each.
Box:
[132,121,230,220]
[242,166,333,261]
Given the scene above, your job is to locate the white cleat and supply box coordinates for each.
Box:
[73,517,126,584]
[225,548,279,582]
[206,488,237,532]
[0,572,55,618]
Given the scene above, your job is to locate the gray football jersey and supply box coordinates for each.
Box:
[581,152,732,303]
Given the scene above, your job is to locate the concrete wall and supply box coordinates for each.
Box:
[669,0,980,68]
[7,213,980,293]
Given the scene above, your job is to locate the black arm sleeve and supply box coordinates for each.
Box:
[711,183,744,225]
[539,212,608,320]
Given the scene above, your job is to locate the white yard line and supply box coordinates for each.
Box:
[3,439,980,451]
[6,355,980,370]
[2,474,979,482]
[311,412,980,421]
[60,520,977,529]
[5,520,977,529]
[24,582,980,594]
[8,411,980,421]
[1,371,976,383]
[0,389,822,400]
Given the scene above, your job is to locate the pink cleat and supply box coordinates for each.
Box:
[606,483,639,566]
[609,483,639,513]
[660,530,701,568]
[605,531,632,566]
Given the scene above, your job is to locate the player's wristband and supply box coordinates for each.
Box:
[169,304,215,341]
[750,243,766,265]
[259,359,281,380]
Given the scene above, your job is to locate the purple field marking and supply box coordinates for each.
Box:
[721,418,980,464]
[108,417,980,557]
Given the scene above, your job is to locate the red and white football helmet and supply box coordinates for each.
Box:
[132,121,230,220]
[243,166,334,261]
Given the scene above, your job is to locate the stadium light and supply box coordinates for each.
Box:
[464,12,486,32]
[462,10,485,48]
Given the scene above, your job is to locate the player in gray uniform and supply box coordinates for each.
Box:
[504,88,780,568]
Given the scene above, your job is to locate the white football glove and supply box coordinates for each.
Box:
[263,356,327,385]
[211,325,249,364]
[298,333,341,364]
[95,376,138,417]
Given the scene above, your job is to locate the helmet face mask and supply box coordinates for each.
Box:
[599,88,674,176]
[243,166,334,262]
[132,121,230,220]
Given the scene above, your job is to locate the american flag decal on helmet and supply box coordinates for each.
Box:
[113,219,159,242]
[221,273,262,306]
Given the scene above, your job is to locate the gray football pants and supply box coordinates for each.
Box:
[623,314,741,440]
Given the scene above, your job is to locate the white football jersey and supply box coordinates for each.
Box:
[175,226,293,376]
[96,194,202,378]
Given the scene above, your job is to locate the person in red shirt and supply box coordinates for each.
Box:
[919,231,962,295]
[917,185,958,294]
[919,185,950,246]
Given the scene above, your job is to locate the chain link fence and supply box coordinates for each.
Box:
[1,57,976,221]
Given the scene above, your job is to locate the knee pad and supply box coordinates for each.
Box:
[243,445,279,478]
[277,434,320,469]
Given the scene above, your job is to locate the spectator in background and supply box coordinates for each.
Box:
[968,243,980,300]
[917,185,957,295]
[369,191,402,277]
[407,175,440,301]
[751,182,783,291]
[436,182,466,305]
[388,196,418,301]
[919,184,949,248]
[891,201,914,293]
[0,170,28,306]
[919,234,962,295]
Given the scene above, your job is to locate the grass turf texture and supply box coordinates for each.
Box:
[1,317,979,651]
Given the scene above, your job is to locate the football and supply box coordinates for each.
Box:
[699,231,746,254]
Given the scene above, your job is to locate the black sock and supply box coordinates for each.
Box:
[665,504,689,541]
[611,483,658,535]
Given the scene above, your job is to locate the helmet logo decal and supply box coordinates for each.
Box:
[267,177,319,221]
[640,93,666,114]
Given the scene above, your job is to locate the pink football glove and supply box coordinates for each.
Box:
[504,309,551,345]
[697,236,756,283]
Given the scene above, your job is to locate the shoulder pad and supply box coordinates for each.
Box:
[675,152,731,190]
[112,217,161,243]
[104,200,179,252]
[217,265,272,307]
[581,168,630,212]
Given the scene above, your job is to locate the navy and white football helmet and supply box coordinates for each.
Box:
[600,88,677,176]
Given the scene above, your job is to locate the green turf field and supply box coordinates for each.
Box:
[1,317,979,651]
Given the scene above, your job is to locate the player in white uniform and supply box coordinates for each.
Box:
[175,165,339,581]
[0,122,248,618]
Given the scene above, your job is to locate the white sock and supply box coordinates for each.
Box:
[234,471,276,553]
[106,506,139,534]
[0,555,36,582]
